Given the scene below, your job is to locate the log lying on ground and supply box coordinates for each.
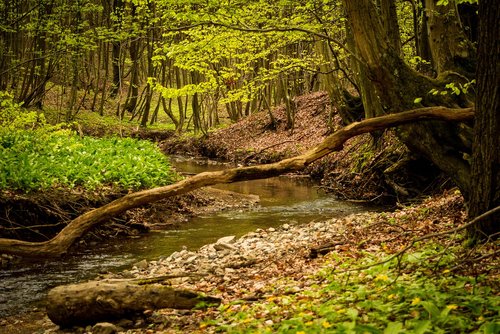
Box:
[0,107,473,257]
[46,278,220,328]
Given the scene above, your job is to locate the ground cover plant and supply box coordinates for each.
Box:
[91,192,495,334]
[200,244,498,334]
[0,92,179,192]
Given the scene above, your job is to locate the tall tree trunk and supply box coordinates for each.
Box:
[424,0,475,76]
[110,0,124,97]
[379,0,401,54]
[343,0,472,196]
[467,0,499,239]
[125,37,140,113]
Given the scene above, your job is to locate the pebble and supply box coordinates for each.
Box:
[133,259,148,270]
[109,217,353,293]
[217,235,236,244]
[92,322,119,334]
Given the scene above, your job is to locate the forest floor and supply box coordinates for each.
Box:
[1,92,498,333]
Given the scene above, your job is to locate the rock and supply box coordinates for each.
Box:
[282,224,290,230]
[214,243,237,251]
[217,235,236,244]
[268,227,276,232]
[92,322,119,334]
[115,318,134,328]
[169,251,181,260]
[133,259,148,270]
[120,270,135,278]
[185,255,197,264]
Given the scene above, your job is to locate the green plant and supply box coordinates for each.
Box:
[198,244,499,333]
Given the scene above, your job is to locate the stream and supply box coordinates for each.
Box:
[0,156,375,318]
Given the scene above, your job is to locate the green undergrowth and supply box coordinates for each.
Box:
[203,246,499,333]
[0,92,180,191]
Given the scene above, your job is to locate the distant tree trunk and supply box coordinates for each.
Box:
[416,0,434,73]
[424,0,475,76]
[110,0,124,97]
[175,67,186,131]
[125,36,140,113]
[467,0,499,239]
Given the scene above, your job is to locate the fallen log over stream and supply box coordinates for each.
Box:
[46,278,220,328]
[0,107,473,257]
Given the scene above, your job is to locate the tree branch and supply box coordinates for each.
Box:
[165,21,365,65]
[0,107,474,257]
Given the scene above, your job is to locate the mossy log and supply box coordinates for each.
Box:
[0,107,473,257]
[46,278,220,328]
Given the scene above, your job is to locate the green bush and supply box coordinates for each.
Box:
[0,92,179,192]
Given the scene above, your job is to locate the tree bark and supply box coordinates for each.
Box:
[0,107,473,258]
[343,0,473,196]
[424,0,475,76]
[467,0,499,239]
[46,278,220,328]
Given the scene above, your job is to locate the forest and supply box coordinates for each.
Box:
[0,0,498,333]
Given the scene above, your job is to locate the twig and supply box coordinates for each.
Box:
[336,205,500,273]
[450,249,500,272]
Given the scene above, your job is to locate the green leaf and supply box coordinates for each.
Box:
[414,97,422,104]
[480,322,500,334]
[384,321,403,334]
[421,301,441,318]
[413,320,431,334]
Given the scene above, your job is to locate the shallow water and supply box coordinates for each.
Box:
[0,156,373,317]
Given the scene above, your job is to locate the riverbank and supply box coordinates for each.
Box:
[1,91,497,333]
[2,189,497,333]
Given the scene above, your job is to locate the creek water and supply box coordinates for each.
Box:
[0,156,373,318]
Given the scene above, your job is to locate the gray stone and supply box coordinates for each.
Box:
[92,322,118,334]
[185,255,198,264]
[214,242,237,251]
[133,259,148,270]
[216,235,236,244]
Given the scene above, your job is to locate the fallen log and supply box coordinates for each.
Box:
[46,278,220,328]
[0,107,473,257]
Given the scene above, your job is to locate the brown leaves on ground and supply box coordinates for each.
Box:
[199,91,333,163]
[114,190,497,334]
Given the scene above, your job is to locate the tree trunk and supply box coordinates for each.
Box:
[46,278,220,328]
[467,0,499,239]
[110,0,124,97]
[343,0,473,196]
[0,107,473,258]
[379,0,401,54]
[424,0,475,76]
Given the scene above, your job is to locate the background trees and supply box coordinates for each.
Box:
[1,0,496,236]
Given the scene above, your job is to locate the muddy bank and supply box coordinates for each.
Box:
[0,186,258,266]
